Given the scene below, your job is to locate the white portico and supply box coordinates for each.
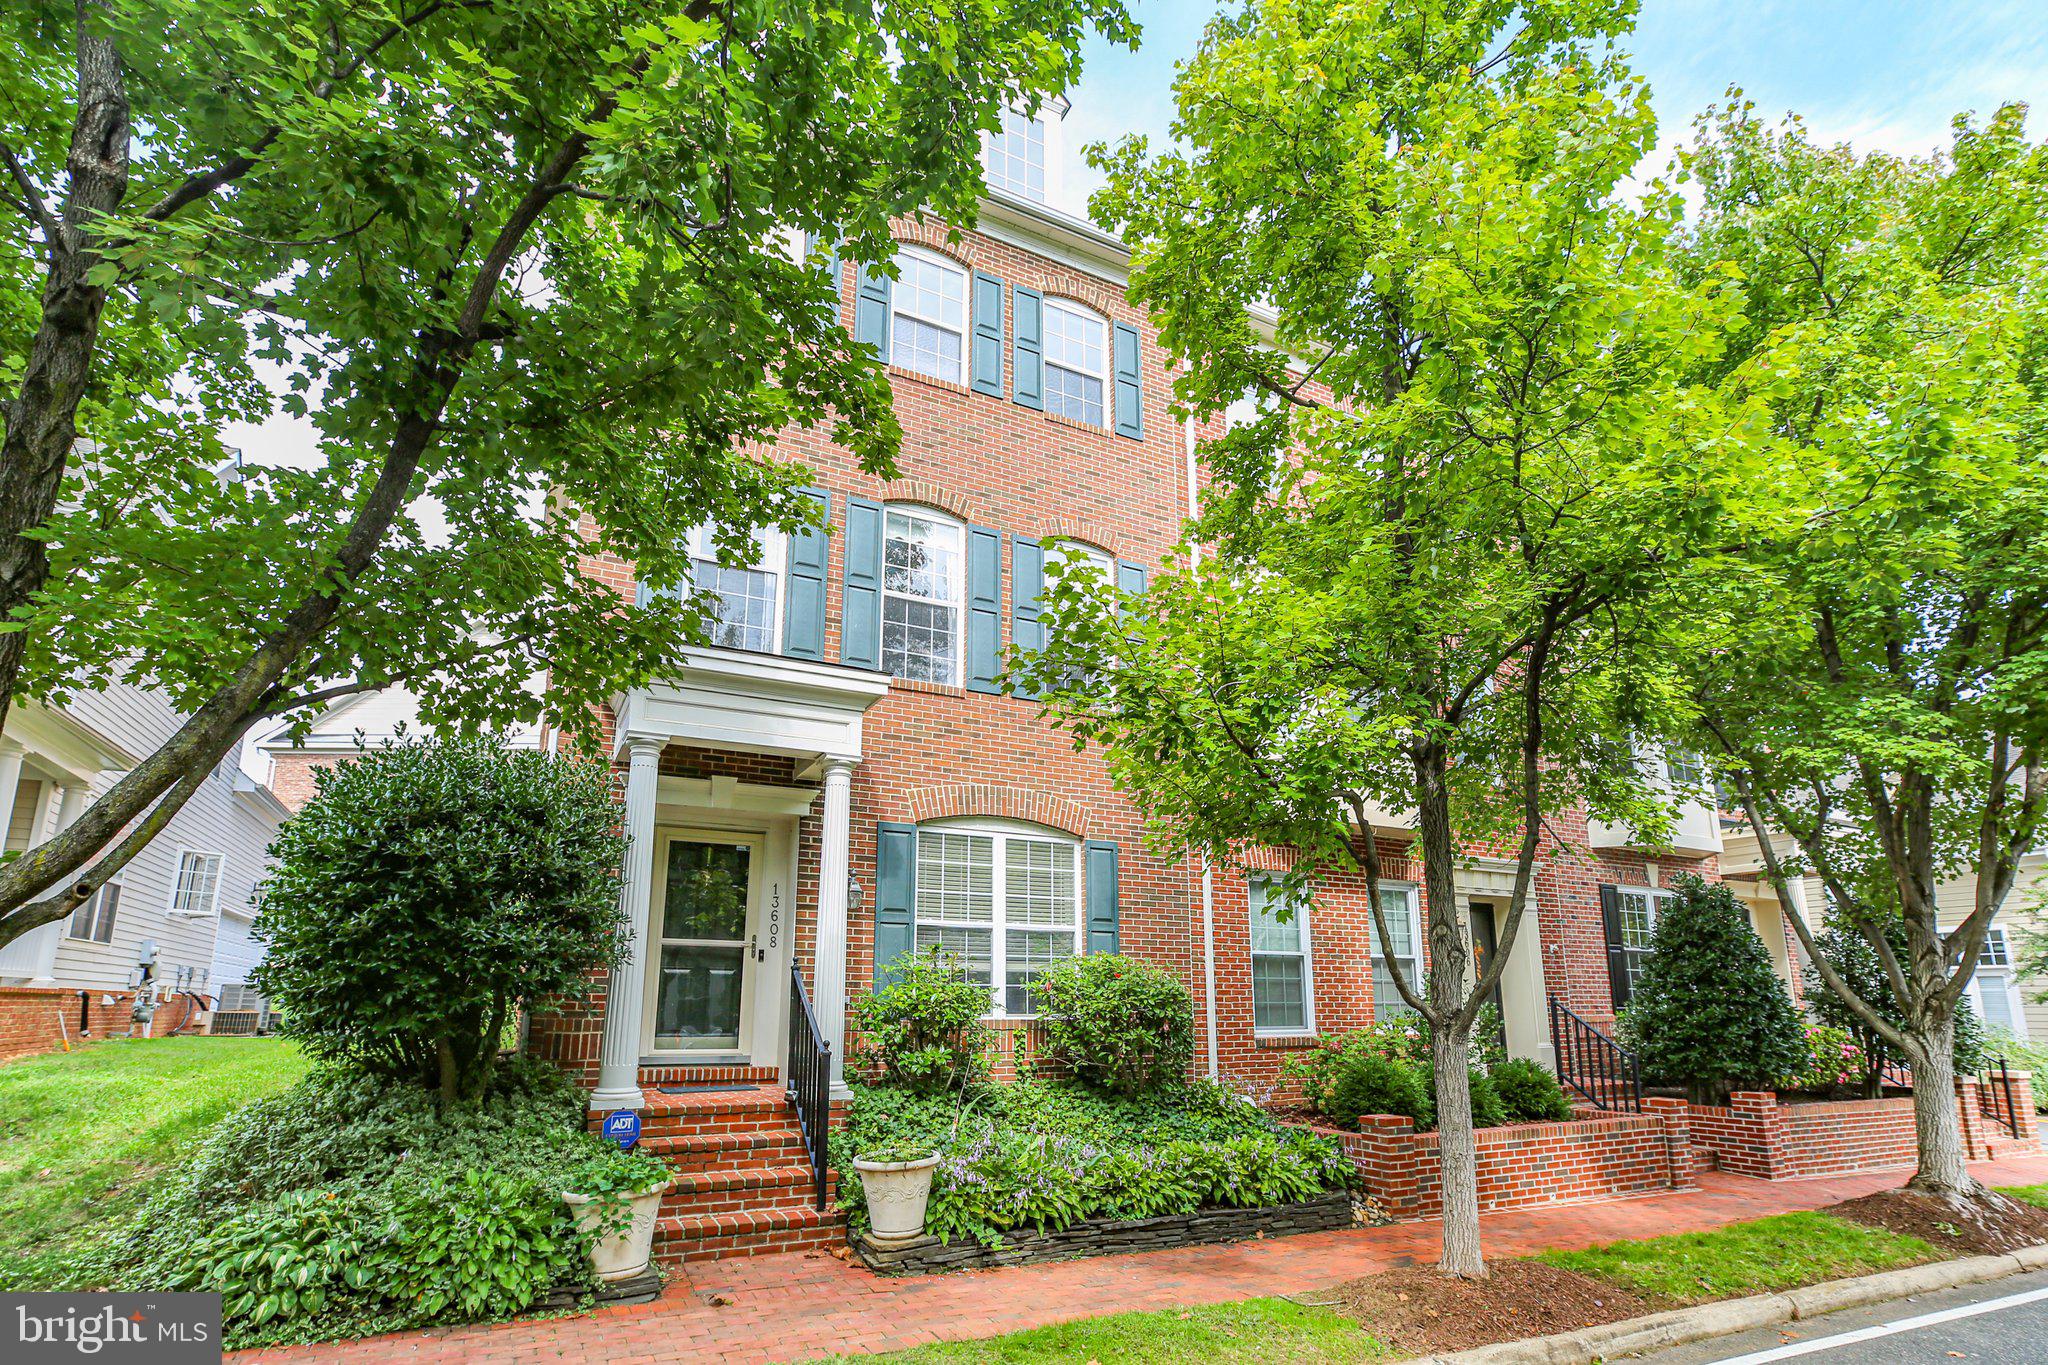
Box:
[589,648,889,1111]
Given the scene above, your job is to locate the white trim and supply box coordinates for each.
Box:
[888,244,970,384]
[911,816,1084,1020]
[165,848,225,918]
[880,505,967,687]
[1247,878,1315,1037]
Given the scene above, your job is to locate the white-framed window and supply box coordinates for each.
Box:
[1663,747,1706,790]
[912,821,1082,1017]
[1614,885,1674,996]
[1974,926,2025,1038]
[1041,298,1109,427]
[1370,884,1422,1022]
[685,522,785,653]
[68,882,120,944]
[882,506,964,685]
[890,246,968,384]
[1249,880,1313,1034]
[983,108,1048,202]
[1981,926,2012,969]
[168,851,224,918]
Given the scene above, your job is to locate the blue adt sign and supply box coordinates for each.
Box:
[602,1109,641,1152]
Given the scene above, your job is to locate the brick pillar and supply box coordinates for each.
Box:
[1730,1091,1782,1179]
[2011,1072,2038,1143]
[1957,1079,1986,1161]
[1357,1114,1421,1218]
[1645,1096,1697,1190]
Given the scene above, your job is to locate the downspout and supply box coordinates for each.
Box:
[1186,413,1220,1079]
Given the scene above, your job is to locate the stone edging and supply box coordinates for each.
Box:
[1416,1243,2048,1364]
[854,1191,1358,1275]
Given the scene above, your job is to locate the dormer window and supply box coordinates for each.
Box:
[984,108,1048,202]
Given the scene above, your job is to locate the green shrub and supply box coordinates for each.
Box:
[1491,1058,1573,1122]
[852,948,994,1092]
[1321,1050,1434,1130]
[252,738,627,1102]
[106,1060,665,1349]
[1033,954,1195,1097]
[1809,923,1989,1096]
[1622,876,1808,1104]
[1465,1064,1508,1129]
[831,1078,1351,1247]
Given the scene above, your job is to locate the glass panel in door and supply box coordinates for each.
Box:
[653,838,753,1051]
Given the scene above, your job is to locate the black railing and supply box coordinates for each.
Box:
[1879,1055,1913,1090]
[786,961,833,1211]
[1989,1055,2021,1139]
[1549,994,1643,1113]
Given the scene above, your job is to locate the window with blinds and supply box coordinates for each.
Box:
[912,825,1079,1016]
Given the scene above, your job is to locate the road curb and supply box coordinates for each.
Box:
[1414,1243,2048,1364]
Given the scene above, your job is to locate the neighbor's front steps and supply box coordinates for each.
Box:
[617,1072,846,1265]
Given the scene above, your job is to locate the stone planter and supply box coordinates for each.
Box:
[563,1182,668,1281]
[853,1153,941,1246]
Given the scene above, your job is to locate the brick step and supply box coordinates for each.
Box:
[638,1064,780,1086]
[641,1128,814,1173]
[633,1084,794,1138]
[659,1165,837,1219]
[652,1204,847,1265]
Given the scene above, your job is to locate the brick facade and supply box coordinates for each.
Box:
[1688,1078,2040,1180]
[0,984,193,1061]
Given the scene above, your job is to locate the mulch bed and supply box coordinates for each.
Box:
[1313,1259,1652,1356]
[1825,1187,2048,1256]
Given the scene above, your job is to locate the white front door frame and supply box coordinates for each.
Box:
[641,826,767,1065]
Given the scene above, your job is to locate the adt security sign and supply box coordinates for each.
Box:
[602,1109,641,1152]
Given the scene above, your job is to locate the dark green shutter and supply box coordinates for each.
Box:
[806,231,842,313]
[966,525,1002,694]
[1116,559,1148,603]
[1010,536,1044,698]
[1599,884,1630,1009]
[855,262,892,357]
[842,497,884,669]
[1085,841,1120,953]
[971,272,1005,398]
[875,822,918,987]
[1112,321,1144,439]
[1012,286,1044,410]
[782,488,831,660]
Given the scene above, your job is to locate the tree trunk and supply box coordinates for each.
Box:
[1432,1022,1486,1278]
[437,1037,461,1106]
[1906,1014,1983,1201]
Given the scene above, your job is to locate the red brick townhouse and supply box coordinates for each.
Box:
[525,100,1753,1259]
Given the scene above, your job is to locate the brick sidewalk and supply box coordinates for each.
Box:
[231,1154,2048,1365]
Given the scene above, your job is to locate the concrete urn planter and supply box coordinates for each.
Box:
[563,1181,669,1281]
[854,1153,942,1246]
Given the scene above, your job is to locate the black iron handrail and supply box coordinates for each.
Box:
[1989,1054,2021,1139]
[1548,994,1643,1113]
[1879,1055,1913,1090]
[786,961,833,1211]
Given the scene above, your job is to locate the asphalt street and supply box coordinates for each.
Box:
[1631,1267,2048,1364]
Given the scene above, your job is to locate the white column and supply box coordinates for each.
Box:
[0,748,23,848]
[592,736,665,1111]
[56,783,86,830]
[815,756,856,1096]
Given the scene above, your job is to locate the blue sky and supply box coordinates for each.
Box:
[1051,0,2048,215]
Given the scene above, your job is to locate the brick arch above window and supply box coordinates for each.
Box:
[1039,281,1121,317]
[1236,843,1298,874]
[879,479,985,525]
[905,784,1093,840]
[889,220,974,272]
[1037,516,1123,559]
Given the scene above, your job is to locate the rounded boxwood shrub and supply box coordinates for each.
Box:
[1491,1057,1574,1122]
[1320,1050,1434,1131]
[852,948,994,1092]
[1033,953,1195,1097]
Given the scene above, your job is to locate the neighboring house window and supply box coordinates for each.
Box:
[685,522,784,652]
[1982,926,2013,968]
[890,247,968,384]
[1613,886,1672,997]
[67,882,120,944]
[882,507,964,684]
[1371,884,1422,1022]
[1976,927,2024,1038]
[1041,299,1109,427]
[912,823,1080,1016]
[1249,880,1313,1034]
[168,851,224,917]
[983,108,1047,201]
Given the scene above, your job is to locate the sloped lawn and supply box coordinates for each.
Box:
[0,1036,308,1290]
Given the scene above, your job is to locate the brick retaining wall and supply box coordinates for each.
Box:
[1290,1096,1695,1220]
[0,985,152,1061]
[1689,1074,2038,1180]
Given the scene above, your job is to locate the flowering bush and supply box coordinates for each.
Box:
[1033,954,1195,1096]
[1778,1023,1864,1094]
[851,948,994,1093]
[832,1078,1352,1247]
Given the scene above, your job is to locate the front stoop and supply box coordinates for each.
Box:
[624,1081,847,1264]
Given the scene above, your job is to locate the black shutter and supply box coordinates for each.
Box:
[1599,884,1631,1009]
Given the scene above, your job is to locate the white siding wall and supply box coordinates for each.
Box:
[1937,854,2048,1044]
[208,910,266,989]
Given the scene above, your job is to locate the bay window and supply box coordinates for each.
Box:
[912,823,1081,1016]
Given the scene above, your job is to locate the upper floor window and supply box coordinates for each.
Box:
[168,851,224,918]
[890,247,968,384]
[1370,885,1422,1023]
[686,523,784,653]
[983,108,1047,202]
[913,821,1080,1016]
[1981,926,2012,969]
[1249,880,1313,1034]
[68,881,120,944]
[1042,299,1108,427]
[1663,747,1706,790]
[883,507,963,685]
[1613,885,1673,996]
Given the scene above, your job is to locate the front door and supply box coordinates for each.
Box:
[1469,902,1507,1049]
[645,831,761,1056]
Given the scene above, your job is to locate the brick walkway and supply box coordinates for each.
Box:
[232,1153,2048,1365]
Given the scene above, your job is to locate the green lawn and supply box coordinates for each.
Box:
[2002,1184,2048,1209]
[0,1036,307,1290]
[1537,1211,1934,1304]
[820,1298,1388,1364]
